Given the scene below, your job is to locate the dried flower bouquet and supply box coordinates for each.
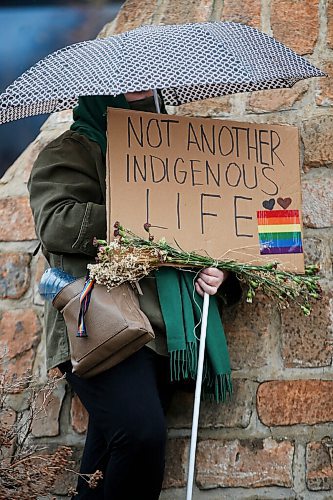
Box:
[88,223,321,315]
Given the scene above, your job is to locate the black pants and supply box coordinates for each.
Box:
[60,347,174,500]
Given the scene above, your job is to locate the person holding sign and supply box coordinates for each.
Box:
[28,90,241,500]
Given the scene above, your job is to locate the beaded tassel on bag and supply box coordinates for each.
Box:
[77,277,95,337]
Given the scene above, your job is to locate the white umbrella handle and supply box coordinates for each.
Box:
[153,88,160,113]
[186,291,210,500]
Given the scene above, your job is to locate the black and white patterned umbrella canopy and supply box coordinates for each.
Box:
[0,22,325,124]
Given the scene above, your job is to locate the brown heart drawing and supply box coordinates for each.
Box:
[262,199,275,210]
[277,197,292,209]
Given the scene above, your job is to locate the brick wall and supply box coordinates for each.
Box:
[0,1,332,498]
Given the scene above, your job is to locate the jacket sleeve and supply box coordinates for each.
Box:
[28,132,107,257]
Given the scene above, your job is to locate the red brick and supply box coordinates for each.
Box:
[271,0,319,55]
[220,0,261,28]
[0,309,41,382]
[196,438,294,488]
[257,380,333,426]
[162,438,188,489]
[280,288,333,368]
[0,253,31,299]
[167,379,255,429]
[306,439,333,491]
[157,0,212,24]
[247,81,308,113]
[31,381,66,437]
[71,393,89,434]
[328,0,333,49]
[302,170,333,228]
[223,294,277,370]
[0,196,36,241]
[316,61,333,106]
[302,116,333,169]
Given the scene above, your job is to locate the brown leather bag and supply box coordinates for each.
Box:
[53,279,155,378]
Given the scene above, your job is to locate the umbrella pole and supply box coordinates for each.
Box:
[186,291,210,500]
[153,88,161,113]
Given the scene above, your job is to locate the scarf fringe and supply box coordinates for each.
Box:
[169,346,232,403]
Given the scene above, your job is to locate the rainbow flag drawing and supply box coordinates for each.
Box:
[257,209,303,255]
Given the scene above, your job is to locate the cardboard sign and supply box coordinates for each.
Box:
[107,108,304,272]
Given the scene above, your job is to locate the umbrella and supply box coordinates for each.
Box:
[0,21,325,124]
[1,21,324,500]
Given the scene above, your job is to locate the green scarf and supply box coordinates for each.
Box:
[155,267,232,402]
[71,95,232,402]
[71,94,129,156]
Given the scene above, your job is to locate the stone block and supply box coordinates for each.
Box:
[196,437,294,488]
[51,445,82,495]
[40,109,72,132]
[306,439,333,491]
[31,380,66,437]
[257,380,333,426]
[0,196,36,241]
[302,169,333,228]
[220,0,261,28]
[0,252,31,299]
[157,0,213,24]
[0,309,41,382]
[71,393,89,434]
[104,0,158,35]
[33,252,47,306]
[0,408,17,462]
[302,115,333,169]
[163,438,188,489]
[0,141,39,186]
[223,295,277,370]
[247,81,308,113]
[47,367,63,379]
[303,236,324,269]
[280,288,333,368]
[167,378,255,429]
[281,292,333,368]
[328,0,333,49]
[316,60,333,106]
[175,97,231,117]
[271,0,319,55]
[0,123,70,186]
[0,408,16,429]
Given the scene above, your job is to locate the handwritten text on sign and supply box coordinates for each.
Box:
[107,108,304,271]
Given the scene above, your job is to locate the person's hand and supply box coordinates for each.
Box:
[195,268,229,297]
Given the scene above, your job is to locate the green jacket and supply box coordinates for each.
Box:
[28,130,241,370]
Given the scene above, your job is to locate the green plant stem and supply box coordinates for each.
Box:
[93,226,321,315]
